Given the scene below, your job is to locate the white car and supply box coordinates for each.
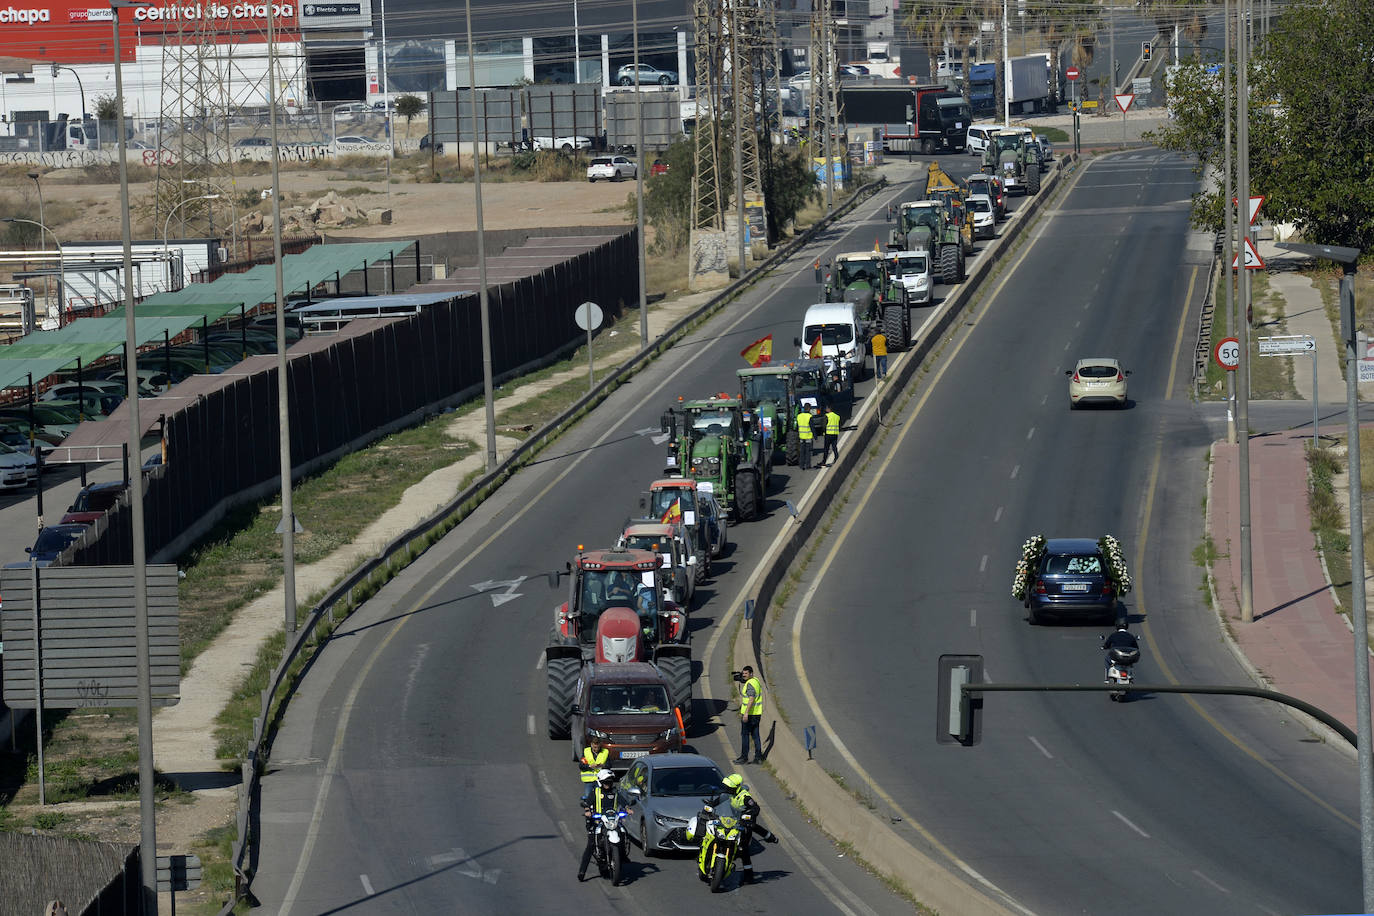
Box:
[1067,357,1130,409]
[0,441,37,490]
[586,155,638,182]
[965,124,995,157]
[531,135,593,153]
[888,249,932,305]
[966,193,996,240]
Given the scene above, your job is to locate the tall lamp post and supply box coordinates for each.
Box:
[465,0,497,471]
[111,2,157,914]
[50,63,87,128]
[27,172,48,307]
[1,217,64,321]
[162,193,221,292]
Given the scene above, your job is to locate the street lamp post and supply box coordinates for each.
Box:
[27,172,49,309]
[162,193,221,292]
[50,63,87,129]
[110,2,157,914]
[2,218,64,325]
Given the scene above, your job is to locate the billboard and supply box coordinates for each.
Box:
[0,0,299,64]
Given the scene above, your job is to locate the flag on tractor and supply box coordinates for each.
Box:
[740,334,773,367]
[808,336,823,359]
[660,499,682,524]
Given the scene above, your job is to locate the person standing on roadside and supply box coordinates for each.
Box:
[870,329,889,380]
[820,405,841,468]
[795,403,813,470]
[734,666,764,764]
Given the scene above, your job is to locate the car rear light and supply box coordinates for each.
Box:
[1102,580,1114,595]
[1072,373,1080,383]
[1116,371,1125,382]
[1033,580,1046,595]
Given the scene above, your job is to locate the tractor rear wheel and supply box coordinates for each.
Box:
[1027,167,1041,196]
[956,247,967,282]
[734,470,760,521]
[658,654,693,730]
[546,656,578,739]
[939,244,961,285]
[882,304,907,352]
[785,429,800,466]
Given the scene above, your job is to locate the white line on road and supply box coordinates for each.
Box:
[993,506,1003,523]
[1027,736,1053,759]
[969,608,977,627]
[535,651,545,671]
[359,874,374,896]
[1064,340,1071,350]
[1112,810,1151,838]
[1192,870,1230,894]
[559,820,574,842]
[537,769,556,799]
[1026,427,1035,441]
[979,555,988,572]
[1011,464,1020,479]
[527,714,535,735]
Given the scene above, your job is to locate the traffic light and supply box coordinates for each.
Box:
[936,654,983,746]
[1142,41,1153,62]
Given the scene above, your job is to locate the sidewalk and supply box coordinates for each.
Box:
[1208,241,1372,745]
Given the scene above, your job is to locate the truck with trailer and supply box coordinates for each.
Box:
[1008,53,1052,113]
[837,84,971,155]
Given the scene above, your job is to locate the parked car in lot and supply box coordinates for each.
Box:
[0,404,80,441]
[587,155,638,182]
[616,63,678,86]
[615,752,726,854]
[42,380,128,403]
[61,480,126,525]
[331,102,370,122]
[1024,538,1120,624]
[649,159,669,176]
[333,135,376,148]
[22,523,89,566]
[0,442,36,490]
[531,135,593,153]
[1067,357,1129,409]
[0,425,55,457]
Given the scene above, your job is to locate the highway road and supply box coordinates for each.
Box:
[246,153,1040,915]
[780,150,1363,914]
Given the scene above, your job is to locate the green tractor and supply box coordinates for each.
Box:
[982,129,1041,196]
[661,395,771,521]
[890,200,965,285]
[737,358,837,466]
[824,250,912,352]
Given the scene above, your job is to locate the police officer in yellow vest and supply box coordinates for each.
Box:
[717,773,778,882]
[734,665,765,764]
[795,405,814,470]
[579,736,609,804]
[819,406,841,467]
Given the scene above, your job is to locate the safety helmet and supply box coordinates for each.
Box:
[722,773,744,790]
[596,768,615,784]
[1117,622,1129,631]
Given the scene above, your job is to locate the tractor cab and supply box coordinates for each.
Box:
[555,548,686,652]
[617,520,695,607]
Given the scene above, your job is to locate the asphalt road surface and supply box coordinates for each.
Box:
[246,155,1048,915]
[781,150,1362,915]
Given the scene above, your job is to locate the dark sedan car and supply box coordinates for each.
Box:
[23,524,89,567]
[61,481,126,525]
[1026,538,1119,624]
[616,752,726,854]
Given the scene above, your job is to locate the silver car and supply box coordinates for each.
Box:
[694,486,728,559]
[616,753,726,854]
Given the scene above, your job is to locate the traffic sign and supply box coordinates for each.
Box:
[1232,195,1265,224]
[1258,335,1316,355]
[1066,66,1080,81]
[1214,337,1240,371]
[1115,93,1135,113]
[1232,237,1266,270]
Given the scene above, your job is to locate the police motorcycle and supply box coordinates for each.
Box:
[591,803,633,885]
[687,805,743,892]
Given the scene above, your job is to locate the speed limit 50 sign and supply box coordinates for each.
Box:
[1215,336,1240,371]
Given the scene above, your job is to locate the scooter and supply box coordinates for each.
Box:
[1105,645,1140,701]
[691,806,742,892]
[591,806,631,885]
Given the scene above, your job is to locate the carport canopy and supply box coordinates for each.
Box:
[0,313,209,391]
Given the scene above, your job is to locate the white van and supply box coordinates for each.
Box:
[796,302,867,384]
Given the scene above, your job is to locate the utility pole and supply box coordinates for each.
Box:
[1236,0,1253,623]
[730,0,746,276]
[1223,0,1235,445]
[465,0,498,471]
[633,0,647,347]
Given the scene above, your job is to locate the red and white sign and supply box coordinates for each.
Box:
[1232,237,1266,270]
[67,7,113,21]
[1115,93,1135,113]
[1232,194,1265,225]
[1065,66,1080,81]
[1215,337,1241,371]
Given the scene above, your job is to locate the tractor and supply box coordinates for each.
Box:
[926,164,975,257]
[737,359,838,466]
[642,478,717,584]
[823,251,911,352]
[660,395,771,521]
[982,129,1041,196]
[545,547,692,740]
[890,200,966,285]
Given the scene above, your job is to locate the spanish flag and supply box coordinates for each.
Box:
[807,336,824,359]
[660,499,682,524]
[740,334,773,367]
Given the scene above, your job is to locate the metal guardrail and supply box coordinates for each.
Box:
[216,174,888,913]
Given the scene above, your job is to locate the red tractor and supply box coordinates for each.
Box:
[545,547,692,739]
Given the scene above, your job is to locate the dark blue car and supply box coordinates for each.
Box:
[1026,538,1119,625]
[23,523,90,568]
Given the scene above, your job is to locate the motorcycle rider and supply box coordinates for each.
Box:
[1101,622,1140,674]
[578,736,609,803]
[691,774,778,883]
[579,768,626,883]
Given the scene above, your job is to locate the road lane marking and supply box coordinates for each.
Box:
[994,506,1003,522]
[979,555,988,572]
[1112,810,1151,838]
[1192,870,1229,894]
[1011,464,1020,479]
[1027,736,1053,759]
[559,820,574,842]
[969,608,977,627]
[527,714,535,736]
[535,651,545,671]
[359,874,374,896]
[1026,426,1035,440]
[1165,265,1198,398]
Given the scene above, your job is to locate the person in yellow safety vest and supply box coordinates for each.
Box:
[871,329,889,379]
[819,406,841,468]
[578,768,626,883]
[717,773,778,882]
[733,665,765,764]
[580,736,609,804]
[795,405,813,471]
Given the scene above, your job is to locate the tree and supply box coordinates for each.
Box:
[393,94,425,143]
[93,93,121,122]
[1147,0,1374,250]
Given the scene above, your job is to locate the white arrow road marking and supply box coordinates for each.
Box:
[470,576,527,606]
[428,848,501,884]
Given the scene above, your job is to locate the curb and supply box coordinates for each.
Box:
[725,156,1082,915]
